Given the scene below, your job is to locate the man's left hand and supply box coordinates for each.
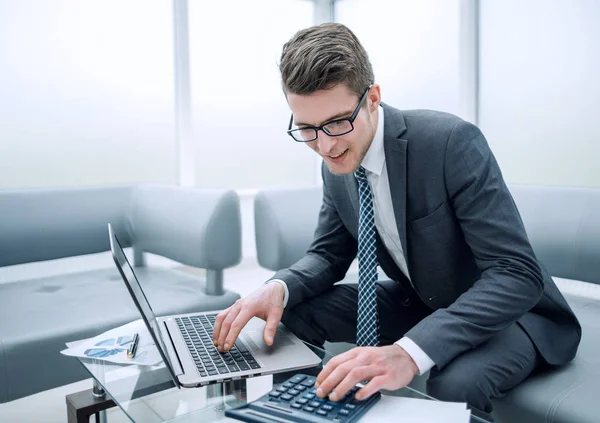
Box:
[315,345,419,401]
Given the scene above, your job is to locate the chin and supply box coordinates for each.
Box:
[324,160,359,176]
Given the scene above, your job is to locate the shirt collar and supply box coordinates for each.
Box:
[360,105,385,176]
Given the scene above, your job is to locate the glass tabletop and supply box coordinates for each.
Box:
[77,342,491,423]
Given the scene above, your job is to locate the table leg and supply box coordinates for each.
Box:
[92,380,108,423]
[65,379,116,423]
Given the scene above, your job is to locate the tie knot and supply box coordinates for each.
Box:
[354,166,367,181]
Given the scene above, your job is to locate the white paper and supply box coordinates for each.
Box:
[361,396,471,423]
[61,319,163,366]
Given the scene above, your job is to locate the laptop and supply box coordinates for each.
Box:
[108,223,321,388]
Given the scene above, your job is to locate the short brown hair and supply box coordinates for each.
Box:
[279,23,374,98]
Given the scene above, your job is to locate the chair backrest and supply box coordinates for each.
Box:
[254,184,600,285]
[0,186,133,267]
[0,184,242,271]
[254,187,322,270]
[508,184,600,285]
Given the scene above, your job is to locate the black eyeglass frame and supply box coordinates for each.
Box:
[287,84,373,142]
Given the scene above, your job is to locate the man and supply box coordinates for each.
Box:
[212,23,581,417]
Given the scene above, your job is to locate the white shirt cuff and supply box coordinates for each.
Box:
[265,279,289,308]
[395,337,435,375]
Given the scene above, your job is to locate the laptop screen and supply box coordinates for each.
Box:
[108,224,178,385]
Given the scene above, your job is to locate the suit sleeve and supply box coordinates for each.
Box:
[271,164,358,309]
[405,121,544,369]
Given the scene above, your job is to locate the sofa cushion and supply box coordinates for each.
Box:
[0,266,239,403]
[491,294,600,423]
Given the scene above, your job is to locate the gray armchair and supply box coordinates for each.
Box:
[0,184,242,403]
[254,184,600,423]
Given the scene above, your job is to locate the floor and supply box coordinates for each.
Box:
[1,255,598,423]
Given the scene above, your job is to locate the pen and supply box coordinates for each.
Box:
[127,333,139,359]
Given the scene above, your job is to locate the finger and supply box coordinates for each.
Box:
[223,308,255,351]
[316,348,360,387]
[212,307,231,344]
[354,375,387,401]
[263,309,282,346]
[327,365,374,402]
[316,347,365,386]
[316,361,356,399]
[217,305,241,350]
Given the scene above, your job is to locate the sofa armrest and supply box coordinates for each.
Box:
[130,185,242,294]
[254,187,322,271]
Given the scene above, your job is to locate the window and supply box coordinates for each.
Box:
[0,1,177,189]
[189,0,317,190]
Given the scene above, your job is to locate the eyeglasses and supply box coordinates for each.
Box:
[287,84,373,142]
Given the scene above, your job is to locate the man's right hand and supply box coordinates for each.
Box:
[212,282,285,352]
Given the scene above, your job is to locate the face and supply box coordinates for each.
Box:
[287,83,381,175]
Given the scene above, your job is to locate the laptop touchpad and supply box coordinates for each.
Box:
[245,331,295,351]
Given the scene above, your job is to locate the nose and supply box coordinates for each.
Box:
[316,132,336,155]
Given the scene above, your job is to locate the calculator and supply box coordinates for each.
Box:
[225,373,381,422]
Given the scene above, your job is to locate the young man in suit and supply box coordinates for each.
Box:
[212,23,581,417]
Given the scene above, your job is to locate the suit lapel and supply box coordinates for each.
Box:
[382,104,409,262]
[345,173,359,219]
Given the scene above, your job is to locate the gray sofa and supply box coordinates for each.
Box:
[254,184,600,423]
[0,184,242,403]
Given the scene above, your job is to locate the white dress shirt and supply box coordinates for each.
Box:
[269,106,435,375]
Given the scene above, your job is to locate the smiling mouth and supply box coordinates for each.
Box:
[327,149,348,159]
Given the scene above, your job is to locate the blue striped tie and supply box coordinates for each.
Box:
[354,166,380,347]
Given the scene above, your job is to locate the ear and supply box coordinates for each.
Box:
[368,83,381,113]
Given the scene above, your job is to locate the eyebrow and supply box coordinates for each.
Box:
[294,109,354,128]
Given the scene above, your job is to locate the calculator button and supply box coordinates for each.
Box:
[276,386,288,393]
[303,393,315,399]
[322,404,334,411]
[345,404,357,410]
[291,375,307,383]
[290,403,302,409]
[283,382,295,388]
[317,410,328,416]
[288,389,300,395]
[351,386,360,393]
[268,391,281,398]
[281,394,294,401]
[339,409,350,416]
[309,401,321,408]
[308,388,316,394]
[300,377,316,387]
[303,406,315,413]
[297,398,309,405]
[295,385,307,391]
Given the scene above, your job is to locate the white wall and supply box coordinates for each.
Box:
[479,0,600,187]
[0,1,177,189]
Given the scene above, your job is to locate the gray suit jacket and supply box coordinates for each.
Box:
[274,104,581,370]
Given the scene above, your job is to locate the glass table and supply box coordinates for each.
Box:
[67,343,492,423]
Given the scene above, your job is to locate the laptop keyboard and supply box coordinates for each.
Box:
[176,314,262,377]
